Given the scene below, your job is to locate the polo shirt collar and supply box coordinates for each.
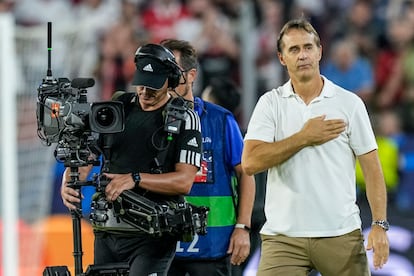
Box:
[194,96,204,116]
[281,75,336,98]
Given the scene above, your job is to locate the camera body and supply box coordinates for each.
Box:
[37,77,125,147]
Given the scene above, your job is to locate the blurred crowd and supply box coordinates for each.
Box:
[1,0,414,213]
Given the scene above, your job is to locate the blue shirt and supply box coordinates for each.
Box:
[321,57,373,94]
[194,97,243,169]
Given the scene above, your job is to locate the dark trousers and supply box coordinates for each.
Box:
[94,231,177,276]
[168,256,232,276]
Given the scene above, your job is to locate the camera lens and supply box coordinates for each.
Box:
[90,101,124,133]
[95,107,115,127]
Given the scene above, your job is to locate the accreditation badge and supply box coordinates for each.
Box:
[194,150,214,183]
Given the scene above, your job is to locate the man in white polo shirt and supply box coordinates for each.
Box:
[242,18,389,276]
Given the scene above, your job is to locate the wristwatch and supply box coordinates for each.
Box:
[131,172,141,189]
[235,223,251,233]
[372,220,390,231]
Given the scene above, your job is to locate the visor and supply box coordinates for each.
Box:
[131,57,171,89]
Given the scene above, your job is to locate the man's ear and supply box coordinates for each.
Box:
[187,68,197,84]
[278,51,286,66]
[318,45,323,61]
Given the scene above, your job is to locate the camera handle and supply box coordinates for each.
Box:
[66,165,105,276]
[66,166,88,276]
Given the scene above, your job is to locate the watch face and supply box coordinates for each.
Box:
[132,172,140,183]
[374,220,389,231]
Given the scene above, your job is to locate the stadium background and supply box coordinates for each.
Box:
[1,0,414,275]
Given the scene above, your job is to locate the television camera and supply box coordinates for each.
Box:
[36,23,126,276]
[36,76,124,166]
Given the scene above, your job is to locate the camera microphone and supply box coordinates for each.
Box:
[71,78,95,89]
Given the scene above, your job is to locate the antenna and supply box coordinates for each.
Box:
[46,22,53,81]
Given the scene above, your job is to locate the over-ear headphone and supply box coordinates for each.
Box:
[134,44,182,89]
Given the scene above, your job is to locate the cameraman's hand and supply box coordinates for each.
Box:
[103,173,135,202]
[60,168,85,211]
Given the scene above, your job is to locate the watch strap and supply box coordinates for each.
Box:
[371,220,390,231]
[131,172,141,189]
[235,223,251,232]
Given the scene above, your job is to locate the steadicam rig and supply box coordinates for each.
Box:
[91,190,209,243]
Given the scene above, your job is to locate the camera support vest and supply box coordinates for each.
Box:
[175,97,238,259]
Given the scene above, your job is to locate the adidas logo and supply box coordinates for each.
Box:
[143,63,153,72]
[187,137,199,147]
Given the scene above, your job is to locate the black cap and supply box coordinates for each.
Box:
[132,56,171,89]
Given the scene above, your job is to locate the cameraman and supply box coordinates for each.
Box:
[60,43,202,275]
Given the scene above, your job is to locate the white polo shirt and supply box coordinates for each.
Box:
[244,76,377,237]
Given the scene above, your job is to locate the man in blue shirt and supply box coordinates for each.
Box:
[161,39,256,276]
[321,37,374,104]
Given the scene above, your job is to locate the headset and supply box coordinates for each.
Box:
[134,44,183,89]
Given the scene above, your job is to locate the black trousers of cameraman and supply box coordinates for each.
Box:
[94,231,177,276]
